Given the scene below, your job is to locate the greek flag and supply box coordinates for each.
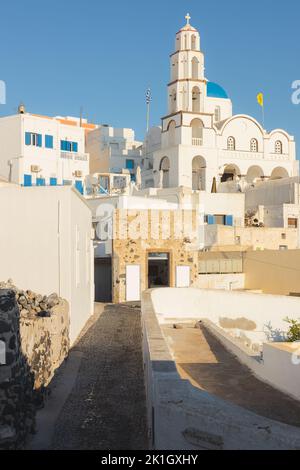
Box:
[146,88,152,105]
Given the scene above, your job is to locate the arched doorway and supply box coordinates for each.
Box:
[270,167,289,180]
[160,157,170,188]
[192,86,201,113]
[221,164,241,183]
[192,156,206,191]
[246,166,264,184]
[191,118,203,146]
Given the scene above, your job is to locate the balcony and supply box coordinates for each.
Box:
[61,152,88,161]
[192,138,203,146]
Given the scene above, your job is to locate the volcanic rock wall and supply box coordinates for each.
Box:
[0,286,69,449]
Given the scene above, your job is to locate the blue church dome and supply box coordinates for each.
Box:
[207,82,229,99]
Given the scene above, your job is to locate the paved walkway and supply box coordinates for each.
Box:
[162,323,300,428]
[29,303,148,450]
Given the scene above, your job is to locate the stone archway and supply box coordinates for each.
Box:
[270,167,289,180]
[221,164,241,183]
[246,166,264,184]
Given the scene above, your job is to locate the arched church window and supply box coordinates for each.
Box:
[192,57,199,80]
[275,140,283,154]
[227,136,235,151]
[214,106,221,122]
[250,138,258,152]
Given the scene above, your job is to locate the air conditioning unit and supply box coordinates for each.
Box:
[74,170,83,178]
[31,165,40,173]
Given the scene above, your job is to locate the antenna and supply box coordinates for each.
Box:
[80,106,83,127]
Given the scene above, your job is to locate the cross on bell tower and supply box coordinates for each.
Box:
[185,13,191,25]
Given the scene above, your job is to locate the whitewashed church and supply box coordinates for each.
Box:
[143,14,298,192]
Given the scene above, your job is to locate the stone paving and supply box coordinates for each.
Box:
[49,303,147,450]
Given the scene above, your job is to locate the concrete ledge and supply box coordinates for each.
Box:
[142,289,300,450]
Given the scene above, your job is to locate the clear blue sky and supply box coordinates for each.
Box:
[1,0,299,151]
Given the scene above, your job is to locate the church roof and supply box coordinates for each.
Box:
[207,82,229,99]
[179,23,197,32]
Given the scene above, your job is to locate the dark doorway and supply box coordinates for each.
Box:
[95,257,112,302]
[148,253,170,288]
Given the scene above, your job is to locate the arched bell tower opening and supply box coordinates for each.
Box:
[191,118,203,146]
[192,57,199,79]
[168,120,176,146]
[160,157,170,188]
[192,86,201,113]
[192,156,206,190]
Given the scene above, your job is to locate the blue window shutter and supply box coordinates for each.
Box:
[24,174,32,186]
[45,135,53,149]
[73,142,78,152]
[225,215,233,226]
[75,180,84,195]
[37,134,42,147]
[207,215,215,225]
[50,177,57,186]
[25,132,31,146]
[126,159,134,170]
[60,140,64,151]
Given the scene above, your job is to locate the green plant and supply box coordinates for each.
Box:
[284,318,300,342]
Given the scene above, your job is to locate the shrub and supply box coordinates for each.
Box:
[284,318,300,342]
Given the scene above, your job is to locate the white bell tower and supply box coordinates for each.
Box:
[168,13,206,114]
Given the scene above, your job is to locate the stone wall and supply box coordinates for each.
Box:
[112,209,199,303]
[0,286,69,449]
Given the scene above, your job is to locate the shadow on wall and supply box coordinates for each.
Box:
[178,324,300,429]
[0,289,69,449]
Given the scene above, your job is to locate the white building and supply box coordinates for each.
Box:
[86,125,143,180]
[0,110,90,194]
[147,15,298,192]
[0,184,94,344]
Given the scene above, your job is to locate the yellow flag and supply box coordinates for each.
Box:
[257,92,264,107]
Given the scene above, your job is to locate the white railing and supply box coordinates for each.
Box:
[192,138,203,146]
[61,152,88,161]
[219,149,290,161]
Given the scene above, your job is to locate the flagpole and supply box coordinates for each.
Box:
[146,100,150,133]
[146,88,151,133]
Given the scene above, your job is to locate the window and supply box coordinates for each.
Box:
[288,218,298,228]
[50,177,57,186]
[227,136,235,151]
[126,159,134,170]
[250,138,258,152]
[25,132,42,147]
[75,180,84,195]
[281,233,286,240]
[214,106,221,122]
[36,178,45,186]
[275,140,283,154]
[63,179,72,186]
[60,140,78,152]
[45,135,54,149]
[23,174,32,187]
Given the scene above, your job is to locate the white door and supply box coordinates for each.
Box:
[176,266,191,288]
[126,265,141,301]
